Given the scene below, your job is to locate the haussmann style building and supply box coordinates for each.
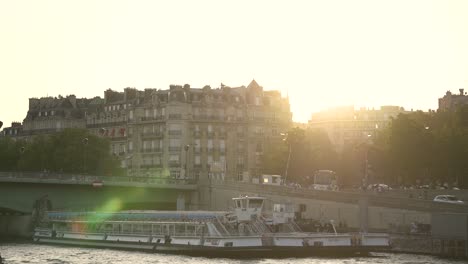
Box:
[3,80,292,182]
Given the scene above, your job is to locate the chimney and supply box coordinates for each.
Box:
[459,88,464,96]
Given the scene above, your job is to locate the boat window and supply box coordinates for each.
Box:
[186,225,195,235]
[248,199,264,208]
[176,224,185,235]
[113,224,121,233]
[163,224,175,236]
[104,224,113,232]
[122,224,131,233]
[274,204,280,212]
[241,199,247,208]
[152,224,161,235]
[142,224,151,234]
[235,200,242,208]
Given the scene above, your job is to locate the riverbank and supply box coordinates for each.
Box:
[389,234,467,259]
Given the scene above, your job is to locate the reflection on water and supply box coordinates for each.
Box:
[0,242,464,264]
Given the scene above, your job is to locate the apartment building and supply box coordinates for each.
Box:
[308,106,406,153]
[85,80,292,181]
[438,89,468,111]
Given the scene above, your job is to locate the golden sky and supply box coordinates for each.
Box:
[1,0,467,126]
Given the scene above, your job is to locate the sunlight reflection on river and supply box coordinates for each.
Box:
[0,242,464,264]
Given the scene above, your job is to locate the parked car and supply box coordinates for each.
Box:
[433,195,465,204]
[367,183,391,191]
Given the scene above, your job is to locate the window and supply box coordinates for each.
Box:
[170,155,180,162]
[194,155,201,165]
[170,170,181,179]
[207,139,213,149]
[143,141,151,150]
[237,171,243,181]
[220,140,225,150]
[128,141,133,151]
[208,155,213,164]
[153,156,161,165]
[169,139,181,148]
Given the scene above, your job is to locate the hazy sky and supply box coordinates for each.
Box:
[1,0,467,127]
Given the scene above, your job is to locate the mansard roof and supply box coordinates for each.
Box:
[247,79,261,90]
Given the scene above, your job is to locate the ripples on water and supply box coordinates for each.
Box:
[0,242,464,264]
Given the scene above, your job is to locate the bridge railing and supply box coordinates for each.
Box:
[208,179,468,213]
[0,171,197,186]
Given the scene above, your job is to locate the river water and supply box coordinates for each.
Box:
[0,242,464,264]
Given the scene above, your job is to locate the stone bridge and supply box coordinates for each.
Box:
[0,172,197,214]
[1,171,468,235]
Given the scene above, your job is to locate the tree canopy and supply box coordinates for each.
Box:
[0,128,123,176]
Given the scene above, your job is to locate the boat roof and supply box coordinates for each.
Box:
[47,211,228,221]
[232,196,265,200]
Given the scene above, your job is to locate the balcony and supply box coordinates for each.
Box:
[193,115,207,120]
[140,116,165,122]
[219,148,226,154]
[168,130,182,136]
[193,131,202,137]
[169,162,181,167]
[207,132,215,138]
[140,164,163,169]
[141,131,164,139]
[168,114,182,120]
[218,132,227,138]
[168,146,181,152]
[141,148,163,153]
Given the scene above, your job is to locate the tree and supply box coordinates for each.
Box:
[1,128,122,176]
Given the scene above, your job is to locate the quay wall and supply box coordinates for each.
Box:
[203,180,432,231]
[0,215,32,238]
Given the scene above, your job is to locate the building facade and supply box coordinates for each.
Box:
[438,89,468,111]
[86,80,292,182]
[4,81,292,181]
[308,106,406,153]
[21,95,101,137]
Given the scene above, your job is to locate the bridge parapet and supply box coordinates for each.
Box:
[208,179,468,213]
[0,171,197,190]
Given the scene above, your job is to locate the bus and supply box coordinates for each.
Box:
[310,170,338,191]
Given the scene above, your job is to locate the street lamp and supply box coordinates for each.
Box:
[280,132,292,185]
[82,138,89,174]
[354,134,372,190]
[99,128,107,136]
[184,144,191,180]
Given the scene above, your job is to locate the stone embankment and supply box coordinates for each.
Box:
[389,234,467,259]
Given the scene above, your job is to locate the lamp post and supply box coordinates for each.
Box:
[355,134,372,190]
[82,138,89,174]
[184,144,190,180]
[280,132,292,185]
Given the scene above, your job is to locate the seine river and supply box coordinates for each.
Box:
[0,242,465,264]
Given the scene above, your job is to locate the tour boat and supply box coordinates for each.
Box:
[33,196,390,258]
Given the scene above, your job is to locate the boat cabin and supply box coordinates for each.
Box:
[232,196,265,222]
[272,203,295,224]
